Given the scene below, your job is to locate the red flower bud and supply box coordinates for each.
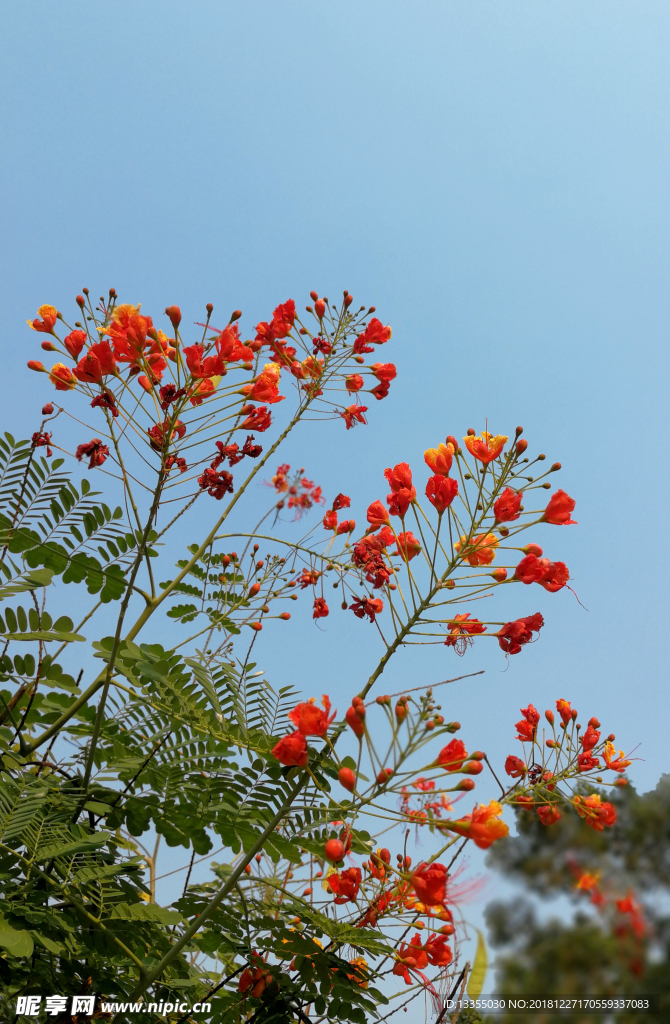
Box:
[248,583,261,597]
[346,706,365,738]
[523,543,543,557]
[310,291,319,301]
[516,439,528,454]
[491,567,507,582]
[41,340,57,351]
[380,848,391,864]
[27,360,46,372]
[395,702,407,722]
[249,622,263,631]
[41,403,54,415]
[325,838,345,862]
[462,760,484,775]
[314,299,326,318]
[338,767,356,792]
[230,309,242,322]
[164,305,182,329]
[470,750,485,760]
[76,295,86,307]
[279,612,291,620]
[545,709,554,725]
[454,778,476,791]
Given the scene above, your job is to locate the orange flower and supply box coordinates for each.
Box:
[463,431,508,464]
[536,804,561,826]
[183,343,225,379]
[456,532,499,566]
[106,304,153,364]
[312,597,329,619]
[424,442,454,476]
[63,330,88,360]
[395,531,421,561]
[443,800,509,849]
[603,742,632,773]
[28,304,58,333]
[543,489,577,525]
[576,871,600,893]
[423,933,453,967]
[271,730,308,767]
[74,341,117,384]
[573,793,617,831]
[243,362,285,404]
[366,499,390,528]
[48,363,77,391]
[425,475,458,513]
[556,698,573,724]
[288,695,335,737]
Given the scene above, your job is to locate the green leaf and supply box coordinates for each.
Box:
[108,902,183,924]
[0,915,34,958]
[467,928,488,1000]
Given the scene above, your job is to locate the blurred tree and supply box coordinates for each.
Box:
[479,775,670,1023]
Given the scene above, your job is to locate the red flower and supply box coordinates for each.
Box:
[31,432,53,457]
[367,499,390,528]
[341,404,368,429]
[424,443,454,477]
[497,613,544,655]
[63,330,87,360]
[270,298,296,339]
[423,934,453,967]
[184,343,226,379]
[393,935,429,984]
[581,724,601,751]
[49,363,77,391]
[537,804,561,826]
[386,487,414,517]
[74,341,117,384]
[437,738,468,772]
[243,363,285,404]
[288,695,335,737]
[603,742,632,773]
[328,867,362,904]
[312,597,329,619]
[90,390,119,418]
[332,493,351,511]
[505,755,526,778]
[28,304,58,333]
[463,431,508,465]
[410,862,448,907]
[443,801,509,849]
[75,439,109,469]
[106,304,153,365]
[198,467,234,499]
[577,753,600,772]
[444,613,486,653]
[514,705,540,742]
[538,560,569,593]
[514,554,546,585]
[350,596,383,622]
[556,698,573,724]
[426,475,458,513]
[271,731,308,767]
[322,509,338,531]
[494,487,523,522]
[345,374,364,392]
[371,362,396,383]
[395,531,421,561]
[370,380,391,401]
[385,462,414,494]
[543,489,577,525]
[336,519,355,534]
[240,404,272,432]
[216,324,253,363]
[353,317,392,354]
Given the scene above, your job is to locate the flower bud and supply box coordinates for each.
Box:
[491,567,507,582]
[445,721,461,733]
[462,760,484,775]
[454,778,476,791]
[571,709,578,720]
[467,427,476,436]
[523,543,543,557]
[588,717,601,728]
[425,720,435,731]
[206,303,214,314]
[545,709,554,725]
[395,702,407,723]
[498,525,510,537]
[607,733,615,741]
[515,425,523,436]
[41,403,54,415]
[346,706,365,738]
[76,294,86,307]
[230,309,242,322]
[615,777,628,786]
[546,738,556,747]
[314,299,326,318]
[551,462,561,471]
[244,864,251,874]
[344,293,353,307]
[516,439,528,454]
[338,767,356,792]
[249,583,261,597]
[470,750,485,760]
[164,305,182,329]
[310,290,319,301]
[324,838,345,862]
[279,612,291,620]
[249,622,263,631]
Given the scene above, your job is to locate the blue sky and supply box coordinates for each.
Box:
[2,0,669,974]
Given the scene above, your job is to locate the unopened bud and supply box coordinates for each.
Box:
[454,778,476,791]
[523,543,543,557]
[344,293,353,307]
[314,299,326,318]
[470,750,485,760]
[537,454,546,461]
[515,425,523,436]
[571,709,578,720]
[545,709,554,725]
[546,738,556,747]
[395,702,407,723]
[380,847,391,864]
[607,733,615,741]
[249,583,261,597]
[279,612,291,620]
[516,439,528,454]
[249,621,263,631]
[41,403,54,415]
[206,303,213,315]
[446,721,461,733]
[462,760,484,775]
[244,863,251,874]
[498,525,509,537]
[551,462,561,471]
[76,294,86,307]
[588,717,601,728]
[467,427,476,436]
[230,309,242,322]
[491,567,507,582]
[27,360,45,372]
[164,305,182,329]
[41,340,56,351]
[310,290,319,301]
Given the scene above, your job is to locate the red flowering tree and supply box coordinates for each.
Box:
[0,290,631,1022]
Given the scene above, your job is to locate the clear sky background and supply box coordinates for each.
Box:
[1,0,669,996]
